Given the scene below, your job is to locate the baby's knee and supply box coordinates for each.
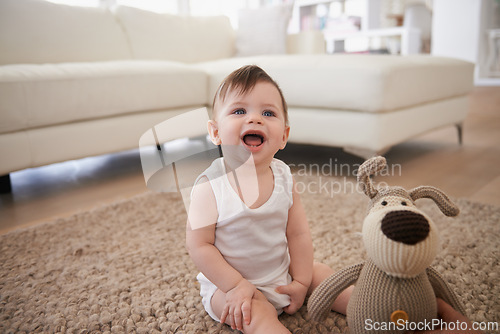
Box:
[309,262,334,295]
[313,261,333,275]
[251,292,278,318]
[244,296,288,333]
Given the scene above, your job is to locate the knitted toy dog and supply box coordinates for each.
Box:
[308,156,466,333]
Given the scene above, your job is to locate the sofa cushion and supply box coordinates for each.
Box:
[0,0,132,65]
[236,4,293,57]
[0,61,207,134]
[114,6,235,63]
[196,54,474,113]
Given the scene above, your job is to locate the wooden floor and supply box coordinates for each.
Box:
[1,86,499,235]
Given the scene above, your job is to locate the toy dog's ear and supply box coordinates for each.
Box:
[409,186,460,217]
[357,156,387,199]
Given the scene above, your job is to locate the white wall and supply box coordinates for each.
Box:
[432,0,481,62]
[432,0,500,86]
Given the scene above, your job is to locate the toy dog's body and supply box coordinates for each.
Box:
[308,156,465,334]
[347,260,436,333]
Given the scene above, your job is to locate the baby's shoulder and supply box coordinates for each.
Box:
[272,157,290,169]
[189,175,218,224]
[192,175,214,199]
[201,157,225,180]
[272,158,293,179]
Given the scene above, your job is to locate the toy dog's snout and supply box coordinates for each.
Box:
[381,210,430,245]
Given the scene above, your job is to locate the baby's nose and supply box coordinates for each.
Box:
[381,210,429,245]
[247,113,263,124]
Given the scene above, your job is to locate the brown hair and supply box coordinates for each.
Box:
[212,65,289,125]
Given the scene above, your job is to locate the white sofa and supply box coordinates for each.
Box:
[0,0,474,188]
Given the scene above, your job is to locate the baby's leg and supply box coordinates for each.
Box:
[211,289,290,334]
[309,262,353,315]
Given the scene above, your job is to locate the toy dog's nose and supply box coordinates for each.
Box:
[381,210,430,245]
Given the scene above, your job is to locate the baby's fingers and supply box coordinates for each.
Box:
[242,299,252,326]
[233,309,243,330]
[233,300,252,331]
[283,301,300,315]
[220,305,229,325]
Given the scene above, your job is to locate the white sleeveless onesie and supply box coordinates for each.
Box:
[194,157,294,321]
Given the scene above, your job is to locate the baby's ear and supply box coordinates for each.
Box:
[207,120,221,145]
[280,126,290,150]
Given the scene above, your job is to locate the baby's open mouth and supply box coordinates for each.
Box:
[242,133,264,147]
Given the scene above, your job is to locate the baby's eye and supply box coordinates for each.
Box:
[263,110,275,117]
[233,109,245,115]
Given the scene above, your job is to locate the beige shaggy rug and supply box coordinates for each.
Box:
[1,175,499,333]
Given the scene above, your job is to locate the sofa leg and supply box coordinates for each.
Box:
[456,123,463,145]
[0,174,12,194]
[343,147,390,160]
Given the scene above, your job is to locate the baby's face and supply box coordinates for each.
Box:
[209,81,289,162]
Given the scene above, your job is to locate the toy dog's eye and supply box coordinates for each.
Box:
[381,201,388,206]
[401,201,407,206]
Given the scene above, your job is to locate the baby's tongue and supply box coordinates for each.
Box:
[244,135,262,146]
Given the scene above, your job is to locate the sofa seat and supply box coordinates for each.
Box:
[197,54,473,113]
[0,60,207,134]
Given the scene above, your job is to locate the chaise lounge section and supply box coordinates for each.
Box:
[196,54,473,158]
[0,0,474,191]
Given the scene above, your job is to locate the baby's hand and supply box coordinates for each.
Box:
[275,280,308,315]
[221,279,256,331]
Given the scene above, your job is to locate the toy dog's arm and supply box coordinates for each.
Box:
[426,266,466,316]
[308,262,364,322]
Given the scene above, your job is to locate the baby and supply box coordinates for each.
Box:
[186,65,351,333]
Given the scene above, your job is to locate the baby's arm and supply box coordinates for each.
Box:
[276,177,314,314]
[186,176,256,329]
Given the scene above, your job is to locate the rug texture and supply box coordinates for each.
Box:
[1,175,499,333]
